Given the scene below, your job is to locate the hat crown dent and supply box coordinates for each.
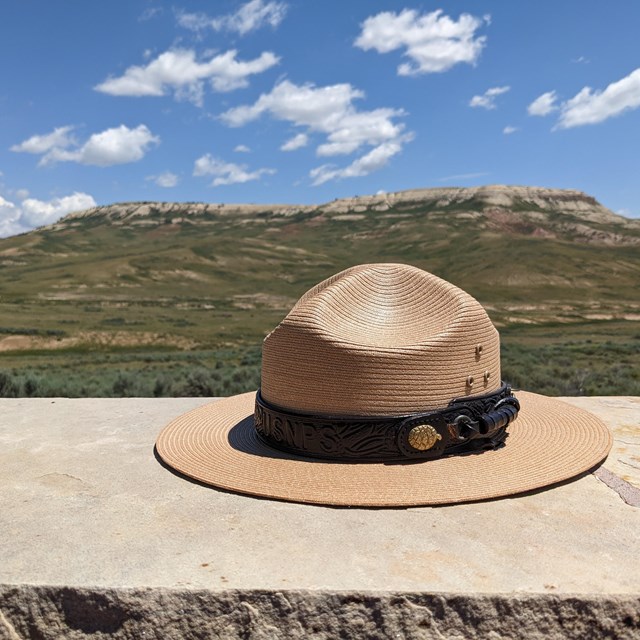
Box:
[262,263,501,416]
[288,264,467,348]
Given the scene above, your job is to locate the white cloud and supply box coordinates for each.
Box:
[148,171,179,188]
[220,80,413,184]
[21,193,97,226]
[193,154,275,186]
[310,139,407,185]
[557,67,640,128]
[15,189,30,200]
[221,80,364,128]
[38,125,159,167]
[281,133,308,151]
[355,9,488,75]
[0,196,26,237]
[95,49,279,105]
[10,125,76,154]
[177,0,287,35]
[527,90,558,117]
[469,86,510,110]
[503,125,518,134]
[12,124,159,167]
[0,192,96,237]
[234,144,251,153]
[315,108,406,156]
[221,80,411,182]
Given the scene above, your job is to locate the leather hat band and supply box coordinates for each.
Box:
[254,384,520,462]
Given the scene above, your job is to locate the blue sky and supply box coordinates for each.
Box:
[1,0,640,236]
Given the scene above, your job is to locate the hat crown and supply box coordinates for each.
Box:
[262,263,500,416]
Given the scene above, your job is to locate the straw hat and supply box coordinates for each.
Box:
[156,263,612,507]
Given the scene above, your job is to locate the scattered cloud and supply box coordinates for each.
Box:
[556,67,640,128]
[221,81,363,129]
[50,125,158,166]
[139,6,163,22]
[13,124,159,167]
[571,56,590,64]
[0,192,96,237]
[309,139,407,185]
[355,9,489,75]
[281,133,308,151]
[177,0,287,35]
[529,69,640,128]
[221,79,412,183]
[193,154,275,186]
[21,192,97,226]
[503,125,518,134]
[15,188,30,199]
[95,49,279,106]
[436,171,490,183]
[234,144,251,153]
[469,86,510,110]
[527,90,558,117]
[0,196,24,237]
[147,171,179,187]
[10,125,76,154]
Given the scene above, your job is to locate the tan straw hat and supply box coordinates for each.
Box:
[156,263,612,507]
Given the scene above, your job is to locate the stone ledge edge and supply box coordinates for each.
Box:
[1,586,639,640]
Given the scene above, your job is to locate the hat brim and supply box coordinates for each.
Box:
[155,391,612,507]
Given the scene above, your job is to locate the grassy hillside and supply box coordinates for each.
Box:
[1,187,639,397]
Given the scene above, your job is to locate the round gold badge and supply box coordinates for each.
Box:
[408,424,442,451]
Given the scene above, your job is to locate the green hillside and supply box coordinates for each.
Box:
[1,186,639,397]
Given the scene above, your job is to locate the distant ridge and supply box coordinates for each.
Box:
[40,185,638,251]
[58,184,633,228]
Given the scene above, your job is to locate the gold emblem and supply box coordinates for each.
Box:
[408,424,442,451]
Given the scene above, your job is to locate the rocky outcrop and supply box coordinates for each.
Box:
[56,185,634,228]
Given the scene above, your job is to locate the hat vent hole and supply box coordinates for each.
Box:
[475,344,483,360]
[466,376,474,387]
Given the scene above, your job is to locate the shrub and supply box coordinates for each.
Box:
[0,371,19,397]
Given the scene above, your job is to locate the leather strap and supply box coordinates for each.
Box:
[254,384,520,462]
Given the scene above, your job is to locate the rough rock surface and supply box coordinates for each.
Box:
[0,587,639,640]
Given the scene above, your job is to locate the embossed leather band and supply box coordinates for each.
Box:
[254,384,520,462]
